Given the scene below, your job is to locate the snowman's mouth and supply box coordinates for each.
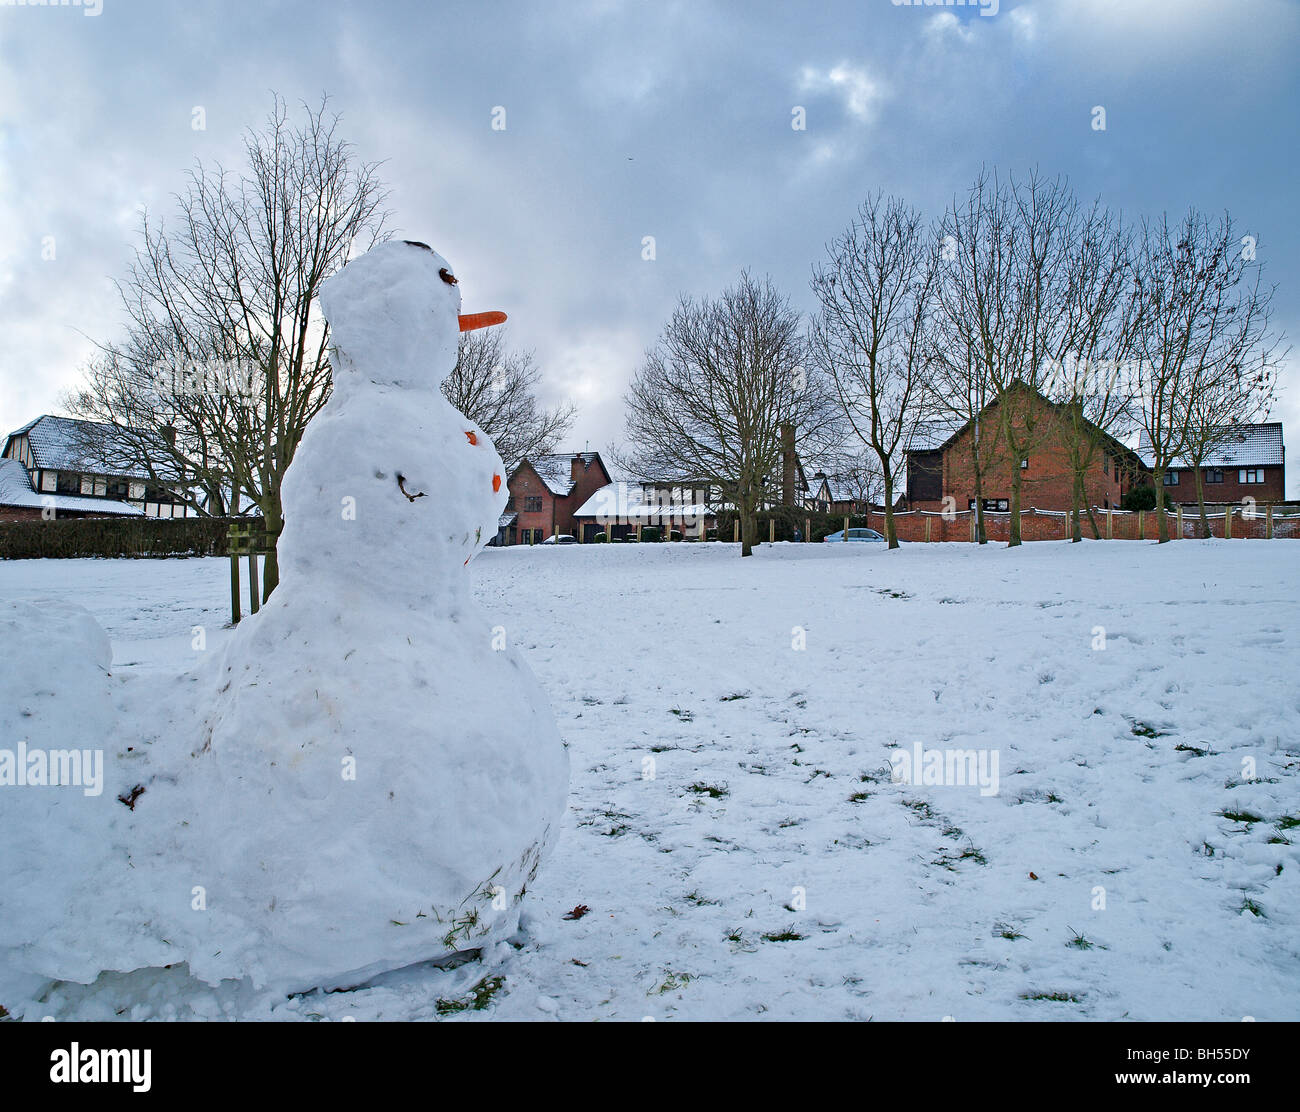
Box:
[458,311,507,332]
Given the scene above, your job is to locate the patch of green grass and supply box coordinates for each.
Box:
[684,890,719,907]
[1266,833,1292,845]
[719,692,750,702]
[1020,990,1081,1003]
[902,798,937,821]
[993,922,1026,941]
[1130,722,1168,739]
[650,971,694,995]
[1219,808,1265,824]
[1174,743,1209,757]
[435,975,505,1015]
[1277,815,1300,831]
[1066,928,1097,950]
[761,927,806,943]
[848,791,870,803]
[669,706,695,722]
[1240,897,1265,918]
[687,782,729,799]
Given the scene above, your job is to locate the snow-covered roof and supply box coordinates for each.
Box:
[3,415,171,481]
[0,457,143,516]
[498,511,517,528]
[519,452,602,497]
[573,481,712,521]
[1138,423,1284,469]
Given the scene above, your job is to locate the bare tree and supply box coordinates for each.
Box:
[1125,209,1284,543]
[621,272,830,557]
[68,95,389,596]
[809,193,937,548]
[440,328,575,473]
[1043,204,1141,541]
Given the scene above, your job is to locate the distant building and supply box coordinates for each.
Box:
[499,452,613,544]
[3,415,196,519]
[572,480,714,542]
[904,388,1149,514]
[1139,423,1285,506]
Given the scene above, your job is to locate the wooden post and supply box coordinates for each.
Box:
[1137,510,1144,540]
[637,522,643,542]
[843,515,849,541]
[970,513,976,543]
[733,519,740,543]
[1176,504,1183,539]
[247,552,260,614]
[1225,507,1232,540]
[805,517,810,543]
[229,537,241,625]
[769,518,775,544]
[1267,504,1274,540]
[925,515,932,542]
[1106,506,1113,540]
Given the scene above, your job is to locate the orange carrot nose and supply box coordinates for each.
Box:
[459,311,507,332]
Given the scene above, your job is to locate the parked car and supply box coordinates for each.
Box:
[822,528,888,543]
[541,534,578,545]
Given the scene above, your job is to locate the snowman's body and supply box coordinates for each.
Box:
[183,241,569,990]
[0,241,570,1001]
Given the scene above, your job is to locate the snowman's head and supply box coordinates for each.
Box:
[318,240,505,393]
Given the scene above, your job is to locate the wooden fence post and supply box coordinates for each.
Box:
[1176,505,1183,539]
[843,515,849,541]
[1225,508,1232,540]
[805,517,810,543]
[1137,510,1144,540]
[1106,506,1113,540]
[733,519,740,543]
[925,515,932,542]
[247,552,260,614]
[229,530,241,626]
[1267,504,1274,540]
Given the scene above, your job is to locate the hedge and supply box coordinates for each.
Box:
[713,507,874,543]
[0,516,261,560]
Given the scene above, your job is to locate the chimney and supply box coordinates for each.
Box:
[570,455,585,482]
[781,424,796,506]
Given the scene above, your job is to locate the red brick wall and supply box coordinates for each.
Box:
[506,456,612,542]
[935,398,1130,515]
[1163,466,1285,506]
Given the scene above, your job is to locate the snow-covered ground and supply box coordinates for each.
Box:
[2,539,1297,1021]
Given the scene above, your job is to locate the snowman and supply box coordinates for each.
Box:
[0,240,569,1004]
[168,240,571,991]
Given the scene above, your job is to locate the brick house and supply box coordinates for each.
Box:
[3,415,195,519]
[500,452,612,544]
[1142,423,1285,507]
[0,457,144,522]
[905,388,1149,514]
[571,480,714,541]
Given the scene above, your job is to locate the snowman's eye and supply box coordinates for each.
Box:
[439,268,458,286]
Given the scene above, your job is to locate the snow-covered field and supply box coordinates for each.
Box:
[2,540,1298,1021]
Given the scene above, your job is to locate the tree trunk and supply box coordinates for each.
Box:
[260,491,283,599]
[1084,497,1102,541]
[1193,464,1210,539]
[1070,471,1083,543]
[882,468,898,549]
[1154,467,1170,543]
[971,455,986,545]
[1008,460,1023,547]
[740,501,755,558]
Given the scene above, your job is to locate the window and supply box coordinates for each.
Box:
[524,495,543,513]
[1163,471,1180,486]
[1239,469,1264,484]
[1019,457,1029,470]
[106,478,130,500]
[56,472,81,495]
[1205,468,1223,485]
[1102,453,1109,477]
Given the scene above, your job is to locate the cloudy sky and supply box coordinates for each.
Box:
[2,0,1298,494]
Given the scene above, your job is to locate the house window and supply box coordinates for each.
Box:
[1163,471,1180,486]
[1239,469,1264,484]
[1205,468,1223,485]
[1102,453,1109,476]
[106,478,130,500]
[1019,457,1029,470]
[524,495,543,513]
[56,472,81,495]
